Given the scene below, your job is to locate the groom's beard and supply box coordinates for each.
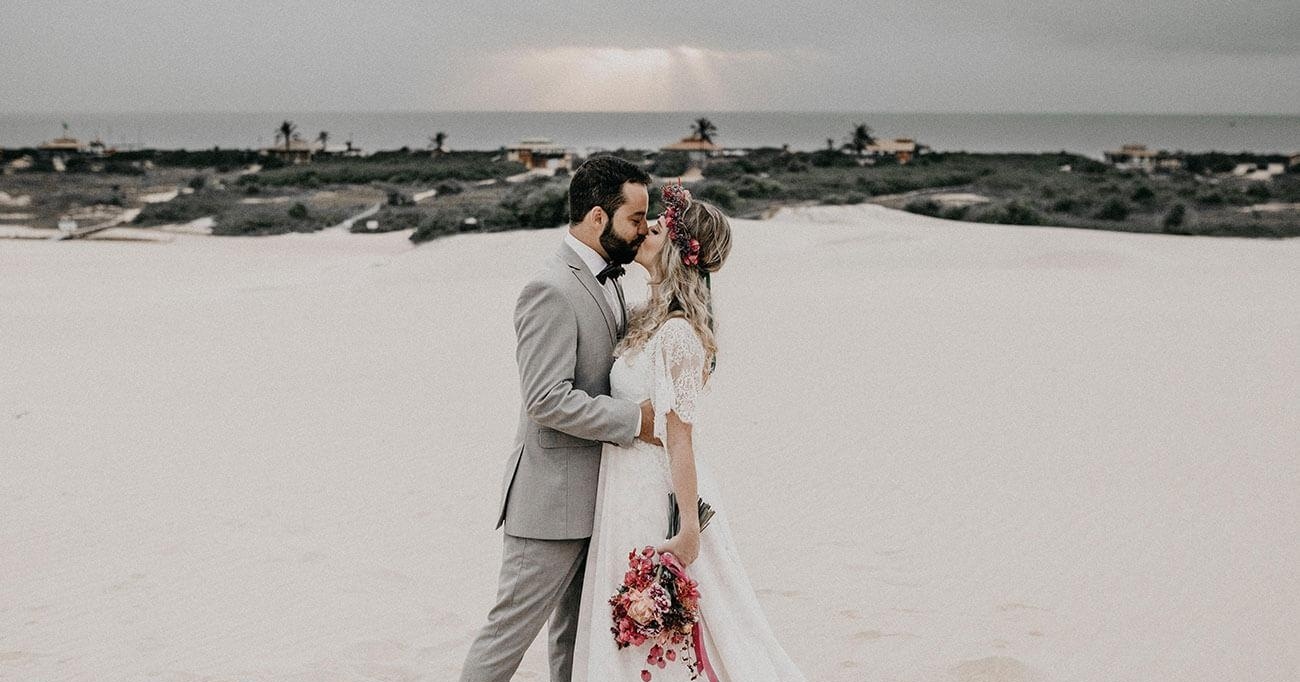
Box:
[600,219,642,265]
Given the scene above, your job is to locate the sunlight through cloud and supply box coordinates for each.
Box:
[464,46,795,111]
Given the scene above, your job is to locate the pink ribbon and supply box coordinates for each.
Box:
[691,622,720,682]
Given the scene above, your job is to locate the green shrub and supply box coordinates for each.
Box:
[810,149,858,168]
[435,180,464,196]
[133,191,231,226]
[353,207,426,233]
[1245,183,1272,201]
[288,202,308,219]
[211,204,347,236]
[978,201,1042,225]
[1196,191,1225,206]
[734,175,785,199]
[904,199,943,217]
[1131,185,1156,203]
[781,158,810,173]
[705,160,750,179]
[695,182,739,211]
[409,204,519,243]
[1162,204,1189,234]
[821,191,867,205]
[249,152,523,188]
[1052,196,1082,213]
[1093,198,1130,221]
[506,183,568,228]
[650,152,690,177]
[941,205,970,220]
[1183,153,1237,175]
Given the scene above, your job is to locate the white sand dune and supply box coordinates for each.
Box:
[1,206,1297,681]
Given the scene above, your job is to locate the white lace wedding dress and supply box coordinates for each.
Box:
[572,318,806,681]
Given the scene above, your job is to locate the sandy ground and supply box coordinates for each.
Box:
[1,206,1297,681]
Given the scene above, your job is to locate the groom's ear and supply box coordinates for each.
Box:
[585,206,606,227]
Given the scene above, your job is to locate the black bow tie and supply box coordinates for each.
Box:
[596,262,625,284]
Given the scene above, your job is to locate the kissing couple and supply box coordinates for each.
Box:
[459,156,805,681]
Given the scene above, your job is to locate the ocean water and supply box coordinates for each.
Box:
[2,112,1297,158]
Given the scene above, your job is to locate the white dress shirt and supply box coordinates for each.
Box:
[562,233,641,437]
[564,233,625,329]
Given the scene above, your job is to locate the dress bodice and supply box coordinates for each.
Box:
[610,317,709,444]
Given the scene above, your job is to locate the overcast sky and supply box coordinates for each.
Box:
[3,0,1298,114]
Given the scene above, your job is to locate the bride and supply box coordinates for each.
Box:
[573,185,806,681]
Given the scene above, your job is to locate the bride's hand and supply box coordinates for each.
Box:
[657,529,701,567]
[637,400,661,445]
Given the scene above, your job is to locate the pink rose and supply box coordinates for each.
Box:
[625,588,660,625]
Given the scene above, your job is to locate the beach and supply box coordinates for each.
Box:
[2,206,1297,681]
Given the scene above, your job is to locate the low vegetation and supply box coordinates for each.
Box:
[6,146,1296,239]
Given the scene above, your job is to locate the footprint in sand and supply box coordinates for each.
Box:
[996,602,1050,613]
[951,656,1039,682]
[0,652,31,662]
[852,630,917,641]
[838,609,861,620]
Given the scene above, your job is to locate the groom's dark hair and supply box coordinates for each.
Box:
[568,155,652,226]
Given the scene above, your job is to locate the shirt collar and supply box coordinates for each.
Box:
[564,232,610,278]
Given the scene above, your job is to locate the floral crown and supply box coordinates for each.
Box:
[661,182,702,269]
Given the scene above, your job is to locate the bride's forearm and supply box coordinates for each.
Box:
[664,411,700,534]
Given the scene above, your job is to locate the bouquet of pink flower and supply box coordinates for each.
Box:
[609,494,718,681]
[609,547,704,680]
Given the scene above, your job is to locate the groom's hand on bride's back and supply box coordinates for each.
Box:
[637,400,661,446]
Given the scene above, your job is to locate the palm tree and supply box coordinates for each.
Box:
[847,123,875,156]
[429,131,447,155]
[277,120,297,153]
[316,130,329,153]
[690,117,717,144]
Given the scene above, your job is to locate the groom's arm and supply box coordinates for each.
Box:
[515,279,640,447]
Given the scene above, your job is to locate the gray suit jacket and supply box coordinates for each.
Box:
[495,241,640,540]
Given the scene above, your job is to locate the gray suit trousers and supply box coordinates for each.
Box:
[458,533,588,682]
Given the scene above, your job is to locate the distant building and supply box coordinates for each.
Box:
[1289,153,1300,170]
[319,141,364,158]
[659,136,722,170]
[1104,144,1183,172]
[506,138,574,171]
[865,137,918,164]
[37,136,87,153]
[261,138,316,165]
[1105,144,1158,170]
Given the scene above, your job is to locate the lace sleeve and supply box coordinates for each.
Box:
[650,318,708,443]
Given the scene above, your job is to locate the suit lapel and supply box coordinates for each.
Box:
[558,243,619,345]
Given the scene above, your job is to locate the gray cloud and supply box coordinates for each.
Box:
[1,0,1296,113]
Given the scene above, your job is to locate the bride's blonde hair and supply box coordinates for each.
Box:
[617,199,733,360]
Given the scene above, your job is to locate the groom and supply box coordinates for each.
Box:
[460,155,659,682]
